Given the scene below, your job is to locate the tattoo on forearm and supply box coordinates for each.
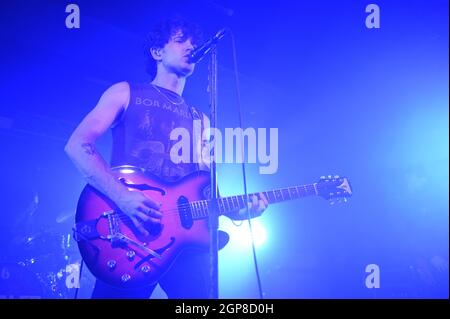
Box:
[82,143,96,156]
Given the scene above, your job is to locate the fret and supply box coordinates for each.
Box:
[217,198,225,214]
[197,201,202,217]
[202,201,208,216]
[267,191,276,203]
[226,197,234,212]
[289,187,299,199]
[262,192,270,204]
[197,201,202,215]
[296,186,305,197]
[311,184,318,195]
[275,189,283,202]
[190,203,195,218]
[313,183,318,195]
[244,194,251,204]
[191,201,205,219]
[221,197,229,212]
[193,202,199,217]
[304,185,309,196]
[282,188,291,200]
[232,196,239,210]
[238,195,246,209]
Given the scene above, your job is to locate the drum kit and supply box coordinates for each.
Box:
[0,210,90,299]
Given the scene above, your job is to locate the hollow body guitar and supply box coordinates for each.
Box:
[74,166,352,288]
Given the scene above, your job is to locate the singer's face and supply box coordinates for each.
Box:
[160,30,196,77]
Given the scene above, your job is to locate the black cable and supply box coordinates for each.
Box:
[228,28,264,299]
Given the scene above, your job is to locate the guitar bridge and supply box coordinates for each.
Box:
[104,210,125,247]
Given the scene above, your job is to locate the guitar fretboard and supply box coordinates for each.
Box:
[189,184,319,219]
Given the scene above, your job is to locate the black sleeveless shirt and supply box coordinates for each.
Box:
[111,83,203,182]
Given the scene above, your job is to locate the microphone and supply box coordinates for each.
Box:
[188,28,228,64]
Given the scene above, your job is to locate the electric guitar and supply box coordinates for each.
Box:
[74,165,352,288]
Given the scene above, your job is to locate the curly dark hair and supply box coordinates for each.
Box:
[143,18,203,79]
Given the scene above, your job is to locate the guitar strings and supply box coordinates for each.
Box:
[107,183,339,221]
[109,183,331,219]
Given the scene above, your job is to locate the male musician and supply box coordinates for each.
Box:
[65,18,268,298]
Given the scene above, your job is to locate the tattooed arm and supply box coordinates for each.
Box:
[65,82,130,200]
[65,82,161,234]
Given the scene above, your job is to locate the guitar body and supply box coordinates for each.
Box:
[74,166,352,289]
[75,168,212,289]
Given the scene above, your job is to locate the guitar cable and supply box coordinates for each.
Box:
[228,29,265,299]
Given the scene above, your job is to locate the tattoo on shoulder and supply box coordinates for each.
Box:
[81,143,96,156]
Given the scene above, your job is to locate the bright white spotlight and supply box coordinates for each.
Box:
[249,220,267,247]
[224,218,267,248]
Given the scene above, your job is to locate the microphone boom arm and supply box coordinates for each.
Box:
[189,28,228,64]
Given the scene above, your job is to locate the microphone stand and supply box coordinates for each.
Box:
[208,46,219,299]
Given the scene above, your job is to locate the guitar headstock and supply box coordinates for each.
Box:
[316,175,352,204]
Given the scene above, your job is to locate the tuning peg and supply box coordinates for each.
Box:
[328,175,332,179]
[320,176,326,180]
[334,175,340,179]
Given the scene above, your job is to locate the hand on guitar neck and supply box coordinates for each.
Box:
[227,193,269,221]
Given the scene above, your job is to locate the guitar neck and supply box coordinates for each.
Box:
[190,183,319,219]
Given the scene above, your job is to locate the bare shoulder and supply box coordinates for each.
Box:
[69,82,131,139]
[90,81,131,120]
[101,81,130,107]
[107,81,130,94]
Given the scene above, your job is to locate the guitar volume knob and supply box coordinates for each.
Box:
[107,260,117,270]
[121,274,131,282]
[126,250,136,260]
[141,265,151,273]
